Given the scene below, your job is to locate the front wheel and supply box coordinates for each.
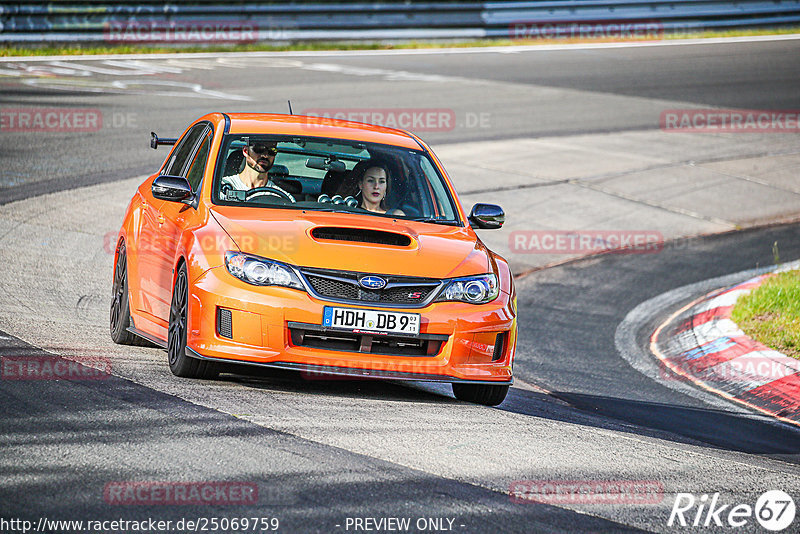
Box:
[168,263,218,379]
[452,383,509,406]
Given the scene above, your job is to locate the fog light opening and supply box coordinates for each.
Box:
[217,307,233,339]
[492,332,507,361]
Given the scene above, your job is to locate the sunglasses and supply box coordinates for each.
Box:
[249,144,278,156]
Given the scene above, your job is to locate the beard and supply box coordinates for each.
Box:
[247,157,273,173]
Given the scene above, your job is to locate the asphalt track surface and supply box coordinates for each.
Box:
[1,39,800,533]
[2,37,800,200]
[515,223,800,454]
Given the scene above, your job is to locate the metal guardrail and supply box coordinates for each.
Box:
[1,1,799,43]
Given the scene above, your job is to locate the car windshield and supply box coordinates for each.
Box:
[213,134,460,224]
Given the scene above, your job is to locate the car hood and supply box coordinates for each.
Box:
[209,206,490,278]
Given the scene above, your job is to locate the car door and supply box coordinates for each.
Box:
[131,183,165,321]
[152,124,213,321]
[137,123,208,324]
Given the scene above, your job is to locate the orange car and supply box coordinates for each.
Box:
[111,113,516,405]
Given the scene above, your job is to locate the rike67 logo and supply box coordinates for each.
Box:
[668,490,795,531]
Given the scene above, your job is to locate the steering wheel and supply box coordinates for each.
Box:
[245,186,294,203]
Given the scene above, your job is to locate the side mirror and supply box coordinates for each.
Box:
[152,175,193,203]
[469,203,505,230]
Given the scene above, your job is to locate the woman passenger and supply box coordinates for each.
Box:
[356,163,405,216]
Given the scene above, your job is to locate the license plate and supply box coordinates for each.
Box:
[322,307,420,336]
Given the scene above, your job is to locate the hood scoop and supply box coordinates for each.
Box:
[311,227,412,247]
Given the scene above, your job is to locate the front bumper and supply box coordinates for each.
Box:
[186,266,516,384]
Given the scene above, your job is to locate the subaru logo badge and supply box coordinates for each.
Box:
[359,275,387,290]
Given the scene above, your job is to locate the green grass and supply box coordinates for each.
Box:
[732,270,800,359]
[2,27,799,57]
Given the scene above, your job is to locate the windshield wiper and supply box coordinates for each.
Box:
[408,217,460,226]
[313,206,360,214]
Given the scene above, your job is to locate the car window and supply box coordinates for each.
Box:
[164,123,207,177]
[185,131,212,192]
[213,134,461,226]
[419,157,456,220]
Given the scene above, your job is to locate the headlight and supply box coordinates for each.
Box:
[436,274,499,304]
[224,252,304,290]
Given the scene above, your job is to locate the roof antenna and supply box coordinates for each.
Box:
[287,100,293,115]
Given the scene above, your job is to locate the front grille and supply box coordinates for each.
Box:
[300,268,441,307]
[305,275,359,300]
[289,322,447,357]
[379,286,433,302]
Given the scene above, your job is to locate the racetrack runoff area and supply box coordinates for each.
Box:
[441,130,800,274]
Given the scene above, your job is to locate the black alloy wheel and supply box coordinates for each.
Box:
[110,243,145,345]
[167,263,218,379]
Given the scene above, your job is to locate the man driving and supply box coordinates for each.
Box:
[220,140,295,202]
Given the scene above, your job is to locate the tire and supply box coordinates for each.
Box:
[110,243,149,346]
[452,383,509,406]
[167,263,219,379]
